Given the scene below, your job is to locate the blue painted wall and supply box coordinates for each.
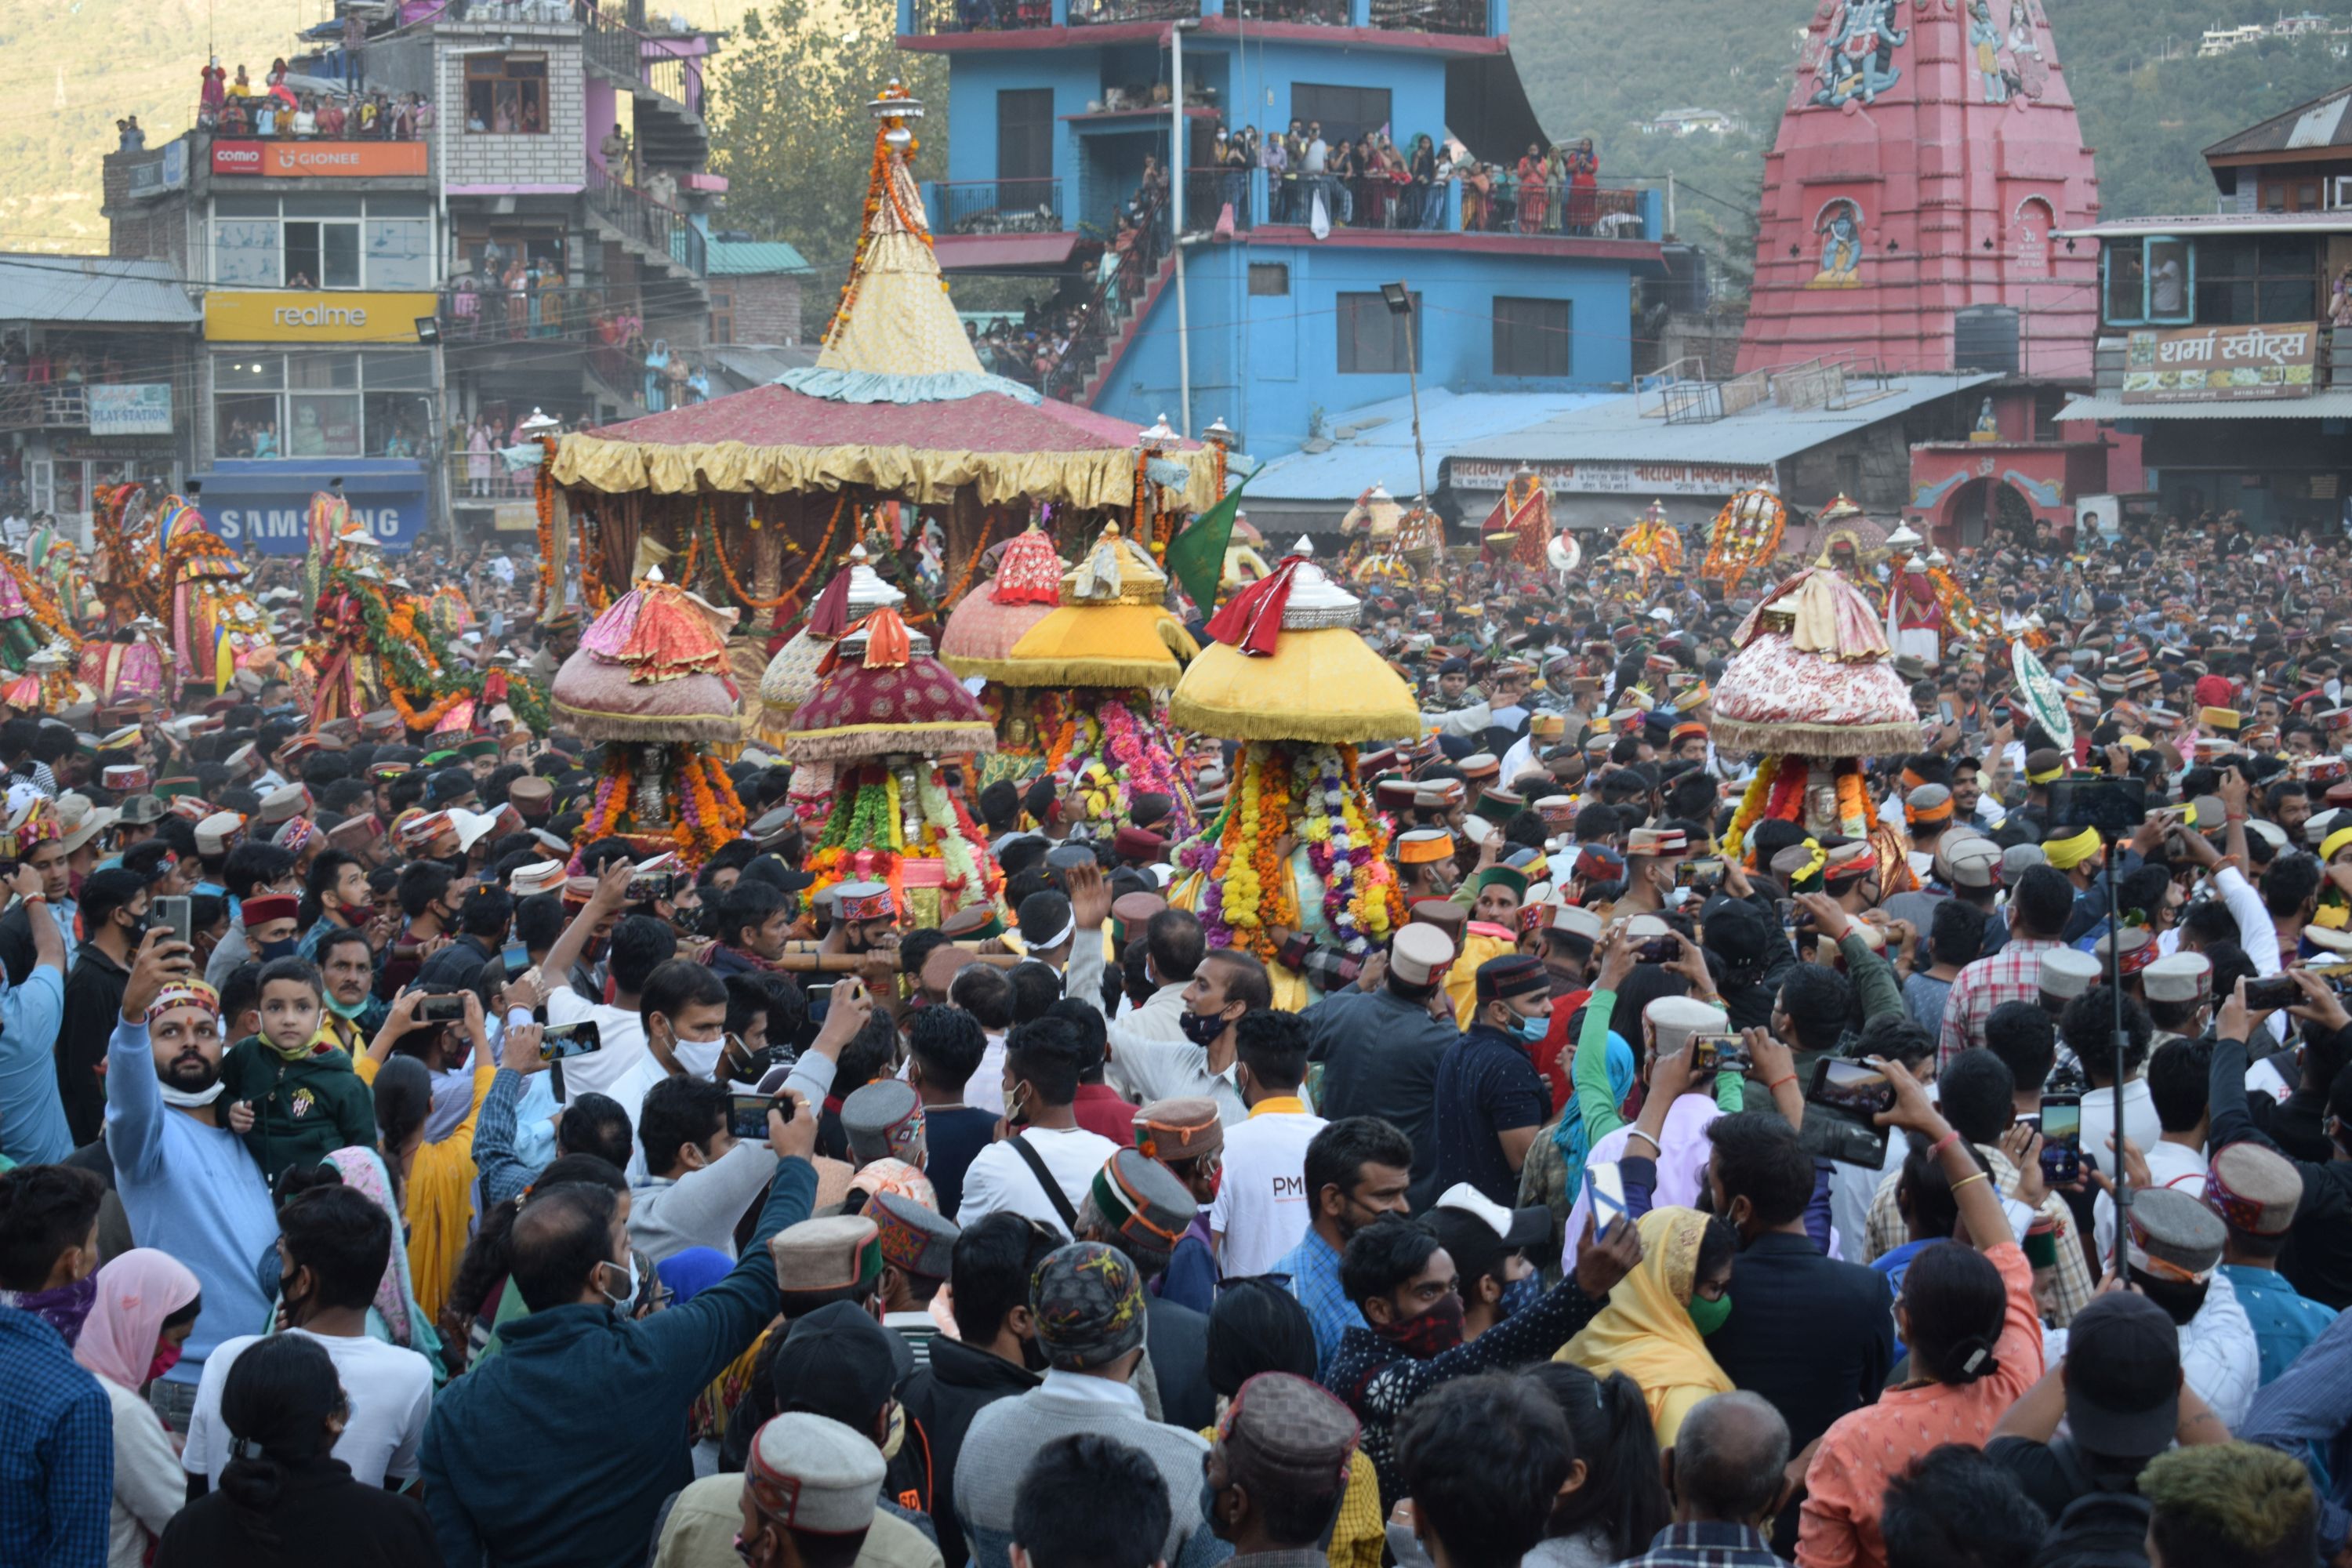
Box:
[1098,238,1635,456]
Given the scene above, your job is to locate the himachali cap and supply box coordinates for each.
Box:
[848,1157,938,1213]
[2094,926,2155,977]
[1475,952,1549,1004]
[154,776,201,802]
[1376,779,1420,812]
[194,811,246,857]
[1090,1147,1196,1251]
[866,1189,958,1281]
[1672,682,1711,713]
[1112,825,1168,862]
[1904,784,1954,825]
[1534,794,1577,829]
[2199,705,2242,732]
[1822,841,1878,882]
[1395,828,1454,866]
[1134,1097,1224,1163]
[510,860,568,898]
[274,815,318,855]
[1110,890,1167,927]
[1938,835,2003,889]
[1388,922,1456,986]
[1478,786,1524,820]
[1575,844,1626,880]
[260,784,311,826]
[1626,826,1688,860]
[327,815,383,855]
[2203,1141,2302,1237]
[2127,1185,2226,1285]
[1544,904,1605,944]
[745,1413,887,1537]
[833,880,895,923]
[1646,995,1728,1055]
[359,709,403,740]
[1217,1374,1360,1500]
[1031,1240,1147,1370]
[2140,951,2210,1005]
[768,1214,884,1296]
[507,776,554,817]
[2039,949,2101,1000]
[841,1079,925,1167]
[101,764,151,793]
[1458,752,1501,782]
[239,894,299,927]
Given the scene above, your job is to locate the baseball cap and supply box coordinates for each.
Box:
[2060,1292,2181,1457]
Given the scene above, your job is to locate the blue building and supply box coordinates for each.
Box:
[899,0,1668,457]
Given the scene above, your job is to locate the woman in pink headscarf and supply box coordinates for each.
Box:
[74,1249,203,1568]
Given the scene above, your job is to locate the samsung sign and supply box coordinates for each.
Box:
[193,462,428,555]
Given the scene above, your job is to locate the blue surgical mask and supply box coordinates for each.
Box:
[1513,1010,1548,1044]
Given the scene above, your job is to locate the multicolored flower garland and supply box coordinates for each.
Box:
[579,745,748,867]
[1177,741,1402,966]
[804,760,1004,910]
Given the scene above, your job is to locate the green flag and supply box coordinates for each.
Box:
[1166,469,1252,617]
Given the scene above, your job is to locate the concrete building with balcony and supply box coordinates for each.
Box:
[101,0,724,552]
[899,0,1671,456]
[2055,81,2352,532]
[0,255,202,546]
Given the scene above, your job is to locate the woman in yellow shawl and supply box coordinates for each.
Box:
[1556,1205,1737,1446]
[355,988,498,1322]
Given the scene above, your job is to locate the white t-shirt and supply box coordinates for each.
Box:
[2081,1076,2163,1166]
[1210,1103,1327,1279]
[184,1328,434,1487]
[956,1123,1120,1236]
[546,987,649,1106]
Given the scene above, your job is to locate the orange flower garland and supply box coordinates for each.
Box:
[675,750,748,864]
[705,491,848,613]
[533,436,559,615]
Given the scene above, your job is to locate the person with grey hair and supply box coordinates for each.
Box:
[1617,1392,1790,1567]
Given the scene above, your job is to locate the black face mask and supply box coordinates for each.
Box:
[1178,1007,1230,1047]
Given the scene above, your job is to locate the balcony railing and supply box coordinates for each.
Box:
[586,162,709,276]
[905,0,1487,35]
[1213,166,1653,239]
[927,179,1065,236]
[437,284,629,345]
[0,385,89,434]
[579,2,706,120]
[1068,0,1194,20]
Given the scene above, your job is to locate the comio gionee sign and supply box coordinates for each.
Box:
[202,290,440,343]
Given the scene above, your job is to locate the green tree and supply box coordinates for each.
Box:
[708,0,948,337]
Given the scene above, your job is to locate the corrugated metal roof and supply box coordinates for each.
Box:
[1448,372,1999,467]
[0,255,198,326]
[1241,388,1615,502]
[2056,390,2352,421]
[2057,213,2352,239]
[2205,85,2352,158]
[705,240,814,277]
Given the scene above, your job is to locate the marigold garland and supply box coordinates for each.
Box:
[1833,759,1870,838]
[1721,753,1778,861]
[533,436,560,616]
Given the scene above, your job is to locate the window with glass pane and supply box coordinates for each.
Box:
[466,56,549,133]
[285,221,362,289]
[2194,238,2257,325]
[365,217,433,289]
[215,394,280,458]
[361,352,434,390]
[2104,244,2146,323]
[1493,296,1570,376]
[2258,236,2318,322]
[214,219,281,286]
[287,394,362,457]
[288,353,360,391]
[2145,238,2190,323]
[1337,291,1418,373]
[365,392,430,457]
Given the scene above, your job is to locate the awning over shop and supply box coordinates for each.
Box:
[2057,390,2352,422]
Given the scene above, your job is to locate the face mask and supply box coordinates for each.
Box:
[324,989,369,1021]
[1372,1291,1465,1359]
[1199,1475,1228,1534]
[1497,1271,1543,1321]
[1512,1010,1548,1044]
[1686,1290,1733,1337]
[670,1031,725,1081]
[145,1343,183,1385]
[1178,1007,1231,1047]
[597,1254,637,1312]
[257,937,298,961]
[1664,885,1693,911]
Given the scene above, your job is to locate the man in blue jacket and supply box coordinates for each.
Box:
[419,984,866,1568]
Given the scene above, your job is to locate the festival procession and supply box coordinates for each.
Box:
[11,3,2352,1567]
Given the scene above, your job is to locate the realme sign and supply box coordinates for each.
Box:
[203,290,439,343]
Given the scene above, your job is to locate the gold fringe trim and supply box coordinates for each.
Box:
[994,656,1182,688]
[1166,695,1420,746]
[783,720,998,763]
[1708,716,1925,758]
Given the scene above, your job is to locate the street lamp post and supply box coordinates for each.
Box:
[1381,280,1425,497]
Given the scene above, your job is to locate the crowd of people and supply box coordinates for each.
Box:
[196,60,434,143]
[5,503,2352,1568]
[1203,122,1619,236]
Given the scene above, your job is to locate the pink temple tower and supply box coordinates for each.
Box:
[1736,0,2101,379]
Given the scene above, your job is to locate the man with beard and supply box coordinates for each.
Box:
[56,866,153,1148]
[102,927,278,1432]
[1327,1207,1641,1506]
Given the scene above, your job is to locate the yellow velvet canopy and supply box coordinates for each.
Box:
[1172,628,1420,742]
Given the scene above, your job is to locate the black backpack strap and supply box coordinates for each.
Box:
[1007,1132,1080,1232]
